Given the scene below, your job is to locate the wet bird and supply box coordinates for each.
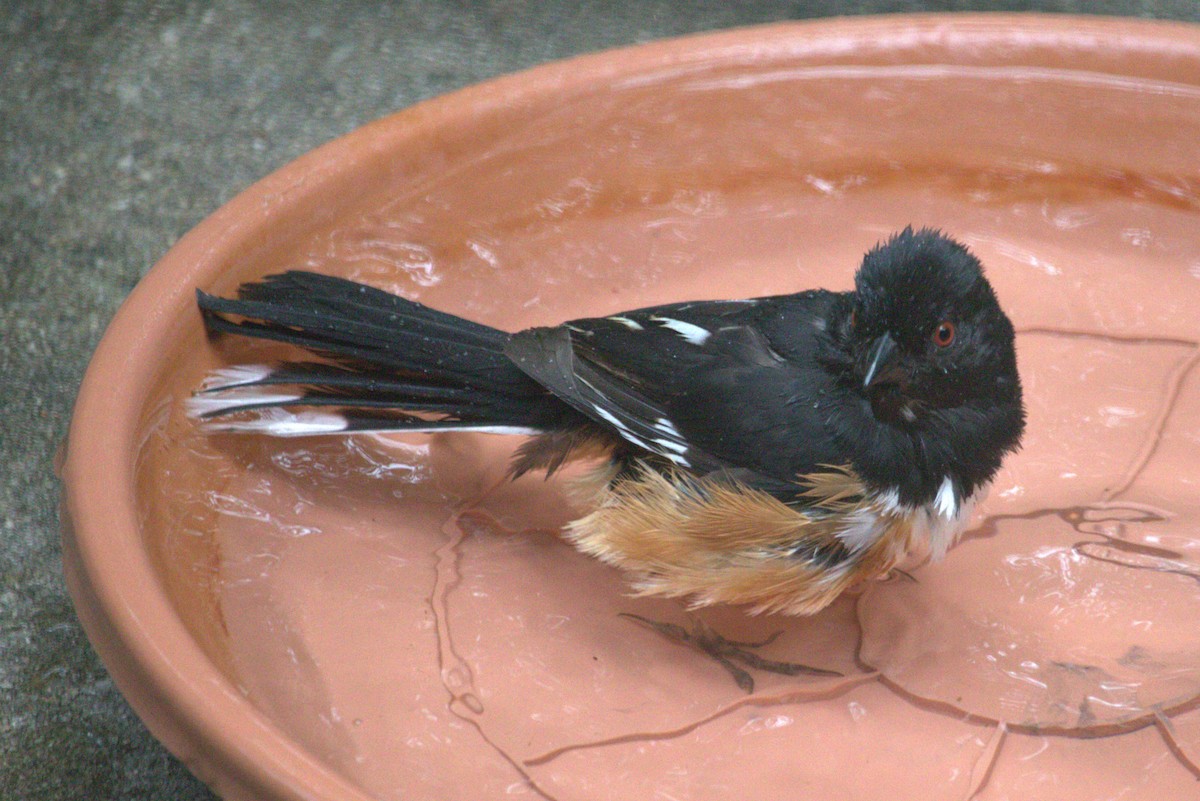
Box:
[190,227,1024,616]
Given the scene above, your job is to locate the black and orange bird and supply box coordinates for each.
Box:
[189,227,1024,616]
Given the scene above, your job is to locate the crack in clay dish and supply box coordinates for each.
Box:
[62,15,1200,801]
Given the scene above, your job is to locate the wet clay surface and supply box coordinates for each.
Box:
[135,56,1200,799]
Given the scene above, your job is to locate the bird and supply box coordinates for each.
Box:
[189,226,1025,617]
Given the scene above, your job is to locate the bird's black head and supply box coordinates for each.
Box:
[840,227,1025,500]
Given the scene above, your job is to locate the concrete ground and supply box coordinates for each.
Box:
[4,1,1199,798]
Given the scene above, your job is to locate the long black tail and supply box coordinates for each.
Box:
[189,271,569,438]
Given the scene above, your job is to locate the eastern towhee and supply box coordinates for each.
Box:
[190,227,1025,616]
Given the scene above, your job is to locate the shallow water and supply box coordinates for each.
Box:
[138,61,1200,800]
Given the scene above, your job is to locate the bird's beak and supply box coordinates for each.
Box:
[862,333,902,390]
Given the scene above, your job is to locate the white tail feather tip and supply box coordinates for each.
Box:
[196,408,351,437]
[185,389,303,419]
[198,364,275,392]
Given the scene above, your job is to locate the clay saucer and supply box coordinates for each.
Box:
[62,15,1200,800]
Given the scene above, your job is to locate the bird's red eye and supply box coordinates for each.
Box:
[933,321,955,347]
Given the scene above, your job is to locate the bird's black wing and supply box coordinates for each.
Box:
[504,291,853,497]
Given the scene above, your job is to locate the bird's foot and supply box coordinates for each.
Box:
[620,612,841,693]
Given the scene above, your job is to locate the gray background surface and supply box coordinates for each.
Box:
[4,1,1199,799]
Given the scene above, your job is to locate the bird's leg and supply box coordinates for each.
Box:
[620,613,841,694]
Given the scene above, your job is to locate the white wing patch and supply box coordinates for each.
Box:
[652,438,688,455]
[590,404,634,433]
[607,315,644,331]
[650,417,689,454]
[658,452,690,467]
[649,315,711,346]
[654,416,683,438]
[588,403,691,467]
